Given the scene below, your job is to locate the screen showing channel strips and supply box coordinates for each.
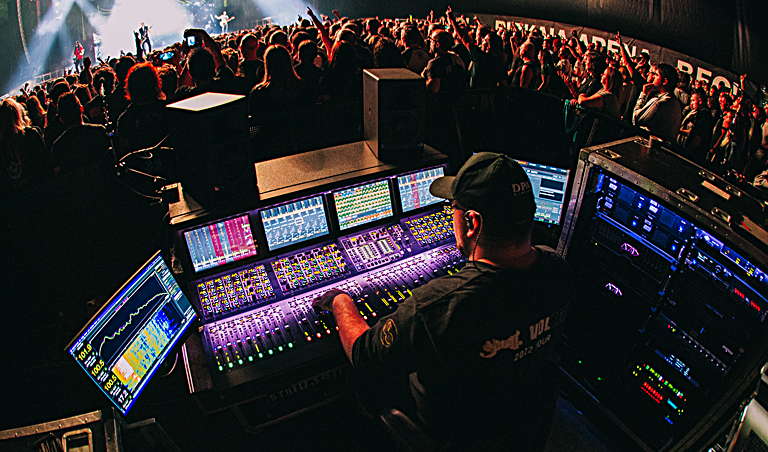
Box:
[334,180,394,230]
[517,161,570,225]
[68,253,196,415]
[261,196,329,251]
[184,215,259,273]
[398,167,445,213]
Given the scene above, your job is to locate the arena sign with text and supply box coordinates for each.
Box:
[475,14,758,97]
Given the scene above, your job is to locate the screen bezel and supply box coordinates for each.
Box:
[258,194,332,253]
[65,251,198,416]
[330,178,396,232]
[181,213,260,274]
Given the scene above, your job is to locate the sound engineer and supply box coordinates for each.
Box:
[314,153,574,451]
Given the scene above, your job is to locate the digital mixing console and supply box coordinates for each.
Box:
[198,234,465,385]
[175,164,468,389]
[404,205,454,247]
[196,265,274,318]
[175,160,573,391]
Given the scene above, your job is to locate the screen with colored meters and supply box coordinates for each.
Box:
[67,253,196,415]
[516,161,570,226]
[333,180,394,230]
[184,215,259,273]
[260,196,330,251]
[398,167,445,213]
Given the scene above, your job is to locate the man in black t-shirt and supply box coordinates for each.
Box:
[314,153,574,451]
[422,30,466,94]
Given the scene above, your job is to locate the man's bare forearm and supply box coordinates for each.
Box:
[332,294,370,361]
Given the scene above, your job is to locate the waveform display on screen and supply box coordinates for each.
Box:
[184,215,259,273]
[334,180,393,230]
[261,196,329,251]
[398,167,445,213]
[111,304,183,391]
[93,275,168,363]
[68,253,197,416]
[98,291,165,356]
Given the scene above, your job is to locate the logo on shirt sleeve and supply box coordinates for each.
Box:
[381,319,398,347]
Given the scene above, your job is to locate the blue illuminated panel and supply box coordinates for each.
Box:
[333,180,394,230]
[260,196,329,252]
[517,161,570,225]
[398,167,445,213]
[68,253,196,415]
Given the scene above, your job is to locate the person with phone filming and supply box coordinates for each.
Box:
[313,153,574,451]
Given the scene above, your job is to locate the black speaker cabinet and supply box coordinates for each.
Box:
[363,68,425,161]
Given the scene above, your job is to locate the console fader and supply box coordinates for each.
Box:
[193,207,467,387]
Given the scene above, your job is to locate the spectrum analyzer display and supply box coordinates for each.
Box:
[68,252,197,415]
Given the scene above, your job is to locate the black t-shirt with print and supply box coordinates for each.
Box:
[352,247,573,446]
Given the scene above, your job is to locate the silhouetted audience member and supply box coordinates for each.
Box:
[318,41,362,104]
[249,45,314,116]
[116,62,169,158]
[43,80,71,149]
[294,40,324,92]
[0,98,51,195]
[25,96,46,130]
[51,93,110,174]
[107,56,136,124]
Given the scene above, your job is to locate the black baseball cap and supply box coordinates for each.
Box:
[429,152,536,224]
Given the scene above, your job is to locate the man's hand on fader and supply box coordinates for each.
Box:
[312,289,346,315]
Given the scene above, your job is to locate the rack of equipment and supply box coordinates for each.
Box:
[558,137,768,452]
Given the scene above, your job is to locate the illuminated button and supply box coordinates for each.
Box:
[228,362,233,368]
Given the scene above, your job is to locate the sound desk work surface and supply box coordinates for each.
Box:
[176,166,478,390]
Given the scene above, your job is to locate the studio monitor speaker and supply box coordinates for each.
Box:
[363,68,425,161]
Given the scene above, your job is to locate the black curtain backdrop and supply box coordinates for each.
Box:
[317,0,767,86]
[1,0,766,93]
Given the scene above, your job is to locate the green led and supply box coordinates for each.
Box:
[218,365,223,371]
[288,343,294,348]
[248,356,253,361]
[578,360,582,364]
[238,359,243,365]
[228,362,233,368]
[278,346,283,351]
[268,349,274,355]
[597,377,602,381]
[258,353,264,358]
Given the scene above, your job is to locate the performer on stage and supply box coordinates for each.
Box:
[138,22,152,54]
[73,42,84,72]
[213,11,234,34]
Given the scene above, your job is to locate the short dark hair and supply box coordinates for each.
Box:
[657,63,679,88]
[298,40,317,62]
[475,208,534,247]
[188,47,216,83]
[115,55,136,83]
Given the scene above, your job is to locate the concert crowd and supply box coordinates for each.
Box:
[2,7,767,197]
